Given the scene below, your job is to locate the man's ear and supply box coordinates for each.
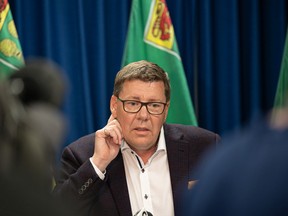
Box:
[110,95,118,118]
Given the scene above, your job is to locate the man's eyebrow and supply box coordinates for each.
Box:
[123,96,140,100]
[123,96,164,102]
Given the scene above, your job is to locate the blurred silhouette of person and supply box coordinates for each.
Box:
[181,104,288,216]
[0,59,74,216]
[53,60,220,216]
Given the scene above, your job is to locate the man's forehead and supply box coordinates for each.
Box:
[120,80,166,100]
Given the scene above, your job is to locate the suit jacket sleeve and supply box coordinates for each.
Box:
[53,133,104,215]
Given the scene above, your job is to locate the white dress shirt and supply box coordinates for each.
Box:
[90,127,174,216]
[121,127,174,216]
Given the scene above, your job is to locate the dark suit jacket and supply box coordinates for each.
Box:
[53,123,220,216]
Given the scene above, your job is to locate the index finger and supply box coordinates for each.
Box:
[107,114,116,123]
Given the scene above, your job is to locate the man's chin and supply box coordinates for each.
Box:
[126,139,156,151]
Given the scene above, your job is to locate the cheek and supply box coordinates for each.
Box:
[117,113,133,131]
[157,114,167,124]
[151,117,165,132]
[114,104,124,118]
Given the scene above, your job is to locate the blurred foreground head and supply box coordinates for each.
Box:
[9,58,67,108]
[0,59,70,215]
[0,58,68,174]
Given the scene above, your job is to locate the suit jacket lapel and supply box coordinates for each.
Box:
[106,124,190,216]
[164,124,189,214]
[107,153,132,216]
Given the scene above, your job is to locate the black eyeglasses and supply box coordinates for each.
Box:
[117,97,167,115]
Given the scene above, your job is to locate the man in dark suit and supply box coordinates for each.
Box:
[53,60,220,216]
[182,108,288,216]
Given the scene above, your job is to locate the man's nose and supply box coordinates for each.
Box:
[137,104,149,119]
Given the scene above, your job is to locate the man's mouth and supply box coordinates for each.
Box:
[133,127,150,135]
[134,127,149,131]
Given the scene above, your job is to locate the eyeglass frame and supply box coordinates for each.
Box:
[117,97,167,115]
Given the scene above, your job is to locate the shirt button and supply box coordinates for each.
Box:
[144,194,148,199]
